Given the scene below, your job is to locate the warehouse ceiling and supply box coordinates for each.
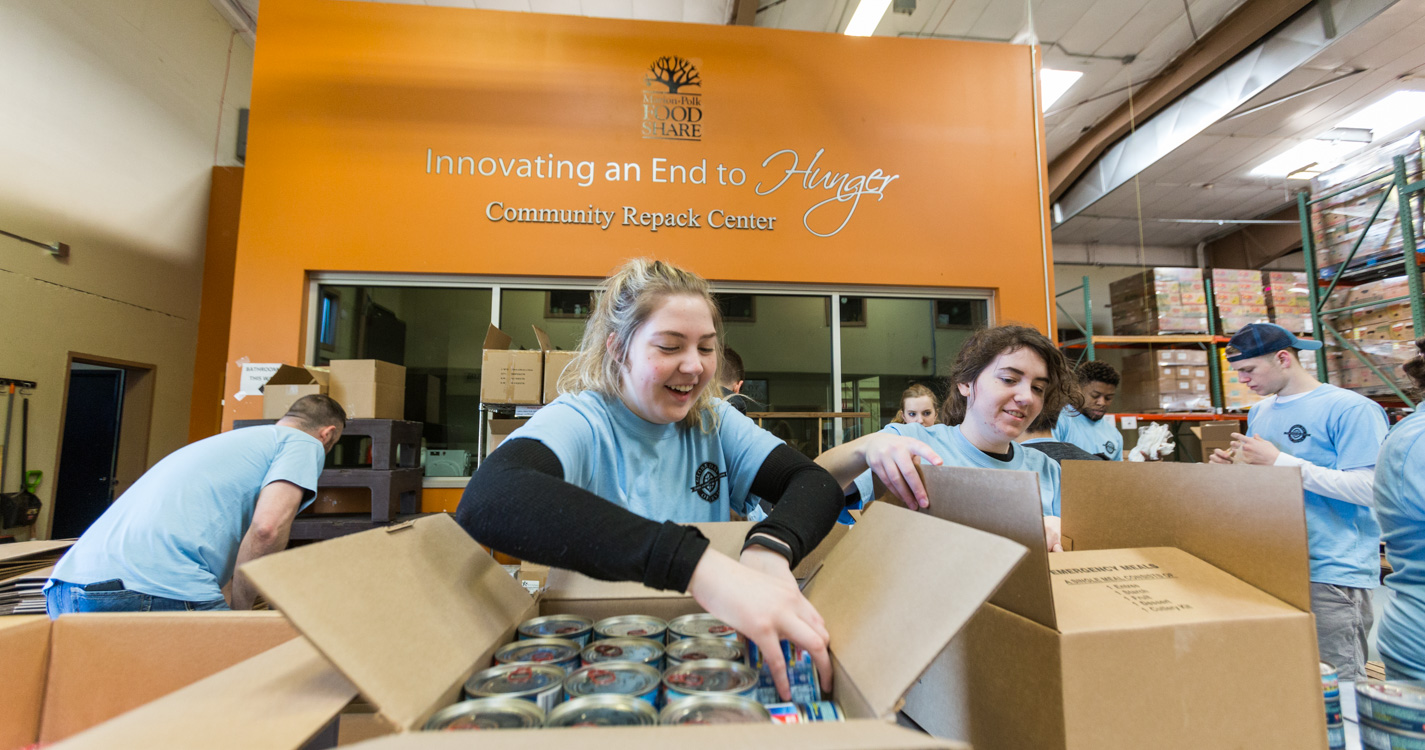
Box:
[211,0,1425,254]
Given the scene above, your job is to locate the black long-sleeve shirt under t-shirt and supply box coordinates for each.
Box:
[456,438,843,592]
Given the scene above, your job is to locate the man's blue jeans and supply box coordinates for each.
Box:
[44,579,229,618]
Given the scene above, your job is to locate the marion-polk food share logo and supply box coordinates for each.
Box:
[642,55,703,142]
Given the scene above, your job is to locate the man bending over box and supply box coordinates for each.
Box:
[44,395,344,615]
[1209,323,1387,681]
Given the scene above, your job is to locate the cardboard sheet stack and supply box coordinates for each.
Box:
[1211,269,1271,334]
[1117,349,1212,412]
[0,541,71,616]
[1264,271,1314,334]
[1109,268,1208,335]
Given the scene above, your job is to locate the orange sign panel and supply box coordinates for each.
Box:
[226,0,1052,424]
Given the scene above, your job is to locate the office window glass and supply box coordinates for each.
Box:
[721,294,833,459]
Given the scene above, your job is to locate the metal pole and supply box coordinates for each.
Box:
[1394,155,1425,335]
[1204,273,1222,410]
[1082,276,1095,362]
[1298,191,1329,382]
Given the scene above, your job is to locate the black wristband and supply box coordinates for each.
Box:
[741,534,794,566]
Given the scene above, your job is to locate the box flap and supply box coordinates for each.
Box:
[803,503,1027,719]
[242,515,538,732]
[531,325,553,353]
[1050,547,1304,634]
[52,637,356,750]
[341,719,968,749]
[0,616,50,750]
[915,464,1057,629]
[1060,462,1311,612]
[483,324,512,351]
[262,364,328,389]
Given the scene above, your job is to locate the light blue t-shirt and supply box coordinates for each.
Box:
[1375,411,1425,679]
[1052,406,1123,460]
[850,422,1061,516]
[510,391,783,522]
[50,425,325,601]
[1246,384,1388,589]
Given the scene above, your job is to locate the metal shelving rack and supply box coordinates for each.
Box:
[1298,152,1425,409]
[1058,274,1228,410]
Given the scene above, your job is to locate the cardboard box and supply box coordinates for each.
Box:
[0,612,306,749]
[1189,420,1241,462]
[542,350,576,404]
[899,462,1324,750]
[329,360,406,420]
[486,418,529,456]
[480,325,553,405]
[68,509,1021,749]
[262,365,331,420]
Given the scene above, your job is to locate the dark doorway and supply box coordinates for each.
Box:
[52,364,125,539]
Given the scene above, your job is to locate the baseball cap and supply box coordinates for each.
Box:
[1226,323,1323,362]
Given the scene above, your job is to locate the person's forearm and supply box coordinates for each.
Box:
[748,445,843,569]
[813,436,870,489]
[1274,454,1376,506]
[231,525,291,610]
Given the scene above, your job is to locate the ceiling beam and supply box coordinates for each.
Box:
[1047,0,1315,202]
[1204,202,1305,268]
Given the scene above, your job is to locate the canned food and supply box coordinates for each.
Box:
[747,639,822,704]
[495,637,581,674]
[423,697,545,730]
[465,664,565,714]
[545,694,660,728]
[582,637,665,671]
[594,615,668,642]
[668,613,738,641]
[1322,662,1341,700]
[659,694,771,725]
[765,701,844,723]
[1357,681,1425,734]
[1327,721,1345,750]
[663,659,760,703]
[518,615,593,646]
[666,637,745,669]
[564,662,662,707]
[1360,716,1425,750]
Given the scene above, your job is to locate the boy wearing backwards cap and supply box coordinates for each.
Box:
[1209,323,1388,681]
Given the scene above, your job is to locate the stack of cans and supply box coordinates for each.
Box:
[1321,663,1344,750]
[438,611,843,730]
[1356,680,1425,749]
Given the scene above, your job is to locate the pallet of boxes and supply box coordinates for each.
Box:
[480,325,577,457]
[1109,267,1208,335]
[1323,276,1420,396]
[1118,349,1212,412]
[1264,271,1314,335]
[1210,268,1271,334]
[242,359,421,540]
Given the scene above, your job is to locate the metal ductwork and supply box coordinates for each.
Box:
[1054,0,1398,225]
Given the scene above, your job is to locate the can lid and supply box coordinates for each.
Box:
[594,615,668,638]
[663,658,759,694]
[1357,680,1425,710]
[582,637,664,664]
[424,697,545,731]
[667,637,743,662]
[465,664,565,697]
[659,694,771,725]
[546,694,658,728]
[518,614,593,638]
[565,662,662,696]
[496,638,580,664]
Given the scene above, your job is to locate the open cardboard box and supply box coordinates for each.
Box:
[2,611,306,750]
[262,364,331,419]
[480,325,553,405]
[57,504,1027,749]
[894,462,1324,750]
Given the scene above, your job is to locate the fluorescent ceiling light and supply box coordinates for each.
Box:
[845,0,891,36]
[1251,139,1364,178]
[1337,90,1425,139]
[1040,69,1083,112]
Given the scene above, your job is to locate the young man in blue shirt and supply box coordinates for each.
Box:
[1052,361,1123,460]
[1208,323,1388,681]
[45,395,345,615]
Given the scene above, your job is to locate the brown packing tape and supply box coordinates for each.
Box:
[1059,462,1311,612]
[53,637,357,750]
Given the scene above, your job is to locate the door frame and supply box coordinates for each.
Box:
[48,353,156,539]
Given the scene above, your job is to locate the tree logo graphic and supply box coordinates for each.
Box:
[644,56,701,94]
[642,55,703,141]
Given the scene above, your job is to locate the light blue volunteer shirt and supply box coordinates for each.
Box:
[1052,406,1123,460]
[850,422,1061,516]
[509,391,783,522]
[1246,384,1388,589]
[1375,411,1425,679]
[50,425,324,602]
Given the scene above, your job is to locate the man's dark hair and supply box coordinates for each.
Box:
[722,347,745,386]
[1025,402,1063,434]
[941,325,1078,427]
[283,394,347,430]
[1077,360,1120,387]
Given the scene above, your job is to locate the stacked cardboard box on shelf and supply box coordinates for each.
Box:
[1310,132,1424,278]
[1109,268,1209,334]
[1264,271,1314,334]
[1118,349,1212,412]
[1211,269,1271,334]
[1321,277,1419,396]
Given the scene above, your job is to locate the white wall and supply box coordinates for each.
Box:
[0,0,252,538]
